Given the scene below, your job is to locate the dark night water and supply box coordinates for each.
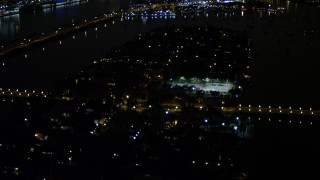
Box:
[0,0,320,108]
[0,1,320,179]
[246,114,320,179]
[0,0,127,43]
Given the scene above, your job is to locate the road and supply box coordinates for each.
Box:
[0,6,150,57]
[221,104,320,116]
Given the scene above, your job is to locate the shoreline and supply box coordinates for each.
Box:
[0,0,87,18]
[0,11,122,57]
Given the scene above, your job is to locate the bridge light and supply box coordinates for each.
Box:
[289,107,291,109]
[269,105,271,108]
[239,104,241,107]
[290,111,292,113]
[310,108,312,110]
[299,107,301,110]
[279,106,281,109]
[280,110,282,113]
[249,104,251,107]
[310,122,313,125]
[301,111,303,114]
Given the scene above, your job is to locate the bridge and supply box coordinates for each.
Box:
[0,88,47,98]
[0,4,156,57]
[0,3,184,57]
[221,104,320,116]
[0,88,72,100]
[2,86,320,118]
[0,9,129,57]
[0,2,220,57]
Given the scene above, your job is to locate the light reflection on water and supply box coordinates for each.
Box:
[0,1,320,108]
[0,2,319,178]
[0,0,120,43]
